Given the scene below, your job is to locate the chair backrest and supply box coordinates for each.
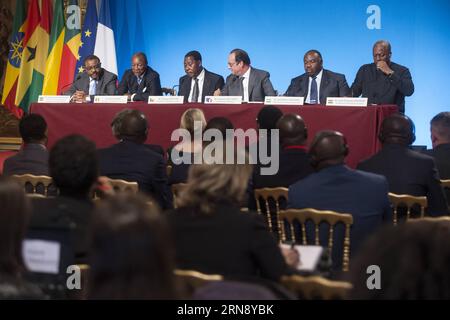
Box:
[11,174,55,196]
[0,137,23,151]
[171,183,188,209]
[174,269,223,298]
[254,187,289,237]
[388,193,428,225]
[279,208,353,272]
[107,178,139,193]
[441,179,450,189]
[281,275,352,300]
[408,216,450,223]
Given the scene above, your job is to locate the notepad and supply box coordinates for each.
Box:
[280,244,323,271]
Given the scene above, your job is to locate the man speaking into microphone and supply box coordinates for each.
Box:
[65,54,118,103]
[351,40,414,113]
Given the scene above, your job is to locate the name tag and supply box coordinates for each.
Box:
[326,97,368,107]
[38,95,71,103]
[264,96,304,105]
[148,96,184,104]
[94,96,128,104]
[204,96,242,104]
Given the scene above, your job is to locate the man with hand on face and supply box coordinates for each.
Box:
[221,48,276,102]
[65,55,118,103]
[178,50,224,103]
[118,52,162,101]
[351,40,414,113]
[284,50,350,104]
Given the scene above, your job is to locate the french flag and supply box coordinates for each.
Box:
[94,0,118,75]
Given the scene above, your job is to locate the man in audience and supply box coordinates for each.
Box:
[425,112,450,203]
[221,48,276,102]
[98,109,172,209]
[118,52,162,101]
[284,50,350,104]
[357,113,448,216]
[65,54,117,103]
[30,135,101,262]
[3,114,49,176]
[289,130,391,269]
[351,40,414,113]
[178,50,224,103]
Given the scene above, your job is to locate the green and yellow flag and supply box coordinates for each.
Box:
[16,0,52,113]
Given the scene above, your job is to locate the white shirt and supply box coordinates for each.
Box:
[89,77,97,96]
[188,68,205,103]
[306,69,323,104]
[241,67,251,102]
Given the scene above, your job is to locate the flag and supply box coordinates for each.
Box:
[58,0,81,94]
[1,0,27,118]
[94,0,118,75]
[74,0,98,78]
[16,0,52,113]
[43,0,65,95]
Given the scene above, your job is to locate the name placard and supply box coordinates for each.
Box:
[148,96,184,104]
[94,96,128,104]
[326,97,368,107]
[38,95,71,104]
[264,96,304,106]
[204,96,242,104]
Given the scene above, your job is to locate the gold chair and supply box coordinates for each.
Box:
[174,269,223,298]
[441,179,450,189]
[11,174,54,196]
[254,187,289,235]
[171,183,187,209]
[281,275,352,300]
[388,193,428,225]
[0,137,23,151]
[408,216,450,223]
[279,208,353,272]
[166,165,173,177]
[107,178,139,193]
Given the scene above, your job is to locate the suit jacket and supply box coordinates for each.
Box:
[351,62,414,112]
[118,67,162,101]
[284,69,351,104]
[2,144,49,176]
[97,140,172,209]
[29,196,94,262]
[65,69,118,97]
[357,144,448,216]
[178,68,224,103]
[222,67,276,102]
[424,143,450,204]
[288,165,391,270]
[167,202,290,281]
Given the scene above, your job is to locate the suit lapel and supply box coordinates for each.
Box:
[319,70,329,104]
[301,75,309,99]
[202,69,211,101]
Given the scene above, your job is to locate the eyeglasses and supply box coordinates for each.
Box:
[85,63,101,71]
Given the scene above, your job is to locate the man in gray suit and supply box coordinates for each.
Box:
[221,48,276,102]
[65,54,117,103]
[284,50,350,104]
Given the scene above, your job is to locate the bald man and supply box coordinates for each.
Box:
[351,40,414,113]
[289,130,391,270]
[357,113,448,216]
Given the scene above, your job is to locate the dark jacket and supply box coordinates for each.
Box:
[178,68,224,103]
[118,67,162,101]
[3,144,49,176]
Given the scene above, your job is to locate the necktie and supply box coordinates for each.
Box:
[137,76,142,86]
[239,76,245,101]
[310,76,318,104]
[89,79,97,96]
[192,77,199,102]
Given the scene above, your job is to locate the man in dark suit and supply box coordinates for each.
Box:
[178,50,224,103]
[284,50,350,104]
[65,54,117,103]
[98,109,172,209]
[221,48,276,102]
[118,52,162,101]
[357,114,448,216]
[425,112,450,204]
[289,131,391,270]
[3,114,49,176]
[351,40,414,113]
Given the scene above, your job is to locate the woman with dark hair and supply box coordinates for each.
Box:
[349,220,450,299]
[0,176,42,299]
[88,193,177,299]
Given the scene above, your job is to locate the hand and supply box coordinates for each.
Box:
[125,93,132,101]
[376,61,394,76]
[281,246,300,268]
[73,90,87,103]
[213,88,221,96]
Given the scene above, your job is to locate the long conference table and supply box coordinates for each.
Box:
[30,103,398,169]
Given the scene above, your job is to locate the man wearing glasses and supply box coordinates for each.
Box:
[118,52,162,101]
[65,55,118,103]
